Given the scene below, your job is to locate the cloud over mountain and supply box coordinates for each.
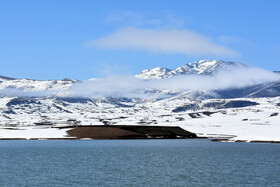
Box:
[0,60,279,98]
[69,67,279,98]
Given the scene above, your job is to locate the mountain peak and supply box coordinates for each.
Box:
[136,60,242,79]
[135,67,171,79]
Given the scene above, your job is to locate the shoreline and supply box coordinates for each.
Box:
[0,125,198,140]
[0,125,279,144]
[211,138,280,144]
[0,137,279,144]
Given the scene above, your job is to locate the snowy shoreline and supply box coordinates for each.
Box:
[0,125,197,140]
[0,124,279,143]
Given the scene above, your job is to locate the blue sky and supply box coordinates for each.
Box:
[0,0,280,80]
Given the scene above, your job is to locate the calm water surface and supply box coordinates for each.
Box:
[0,139,279,186]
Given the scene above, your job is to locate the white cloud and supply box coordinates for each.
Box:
[89,27,238,57]
[68,66,280,98]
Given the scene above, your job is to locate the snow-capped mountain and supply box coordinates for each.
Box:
[135,67,171,79]
[0,76,78,91]
[0,59,279,100]
[0,60,245,95]
[136,60,244,79]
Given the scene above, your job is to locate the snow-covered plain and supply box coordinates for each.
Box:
[0,96,279,142]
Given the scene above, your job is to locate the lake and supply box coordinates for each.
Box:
[0,139,279,186]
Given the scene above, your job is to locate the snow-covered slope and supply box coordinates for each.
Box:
[135,67,171,79]
[136,60,244,79]
[0,76,77,91]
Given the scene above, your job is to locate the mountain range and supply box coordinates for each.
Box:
[0,60,279,100]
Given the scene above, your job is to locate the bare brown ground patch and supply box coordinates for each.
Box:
[67,126,146,139]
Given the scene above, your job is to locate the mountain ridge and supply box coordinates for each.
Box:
[0,60,279,101]
[136,60,245,79]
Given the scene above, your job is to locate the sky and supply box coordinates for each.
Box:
[0,0,280,80]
